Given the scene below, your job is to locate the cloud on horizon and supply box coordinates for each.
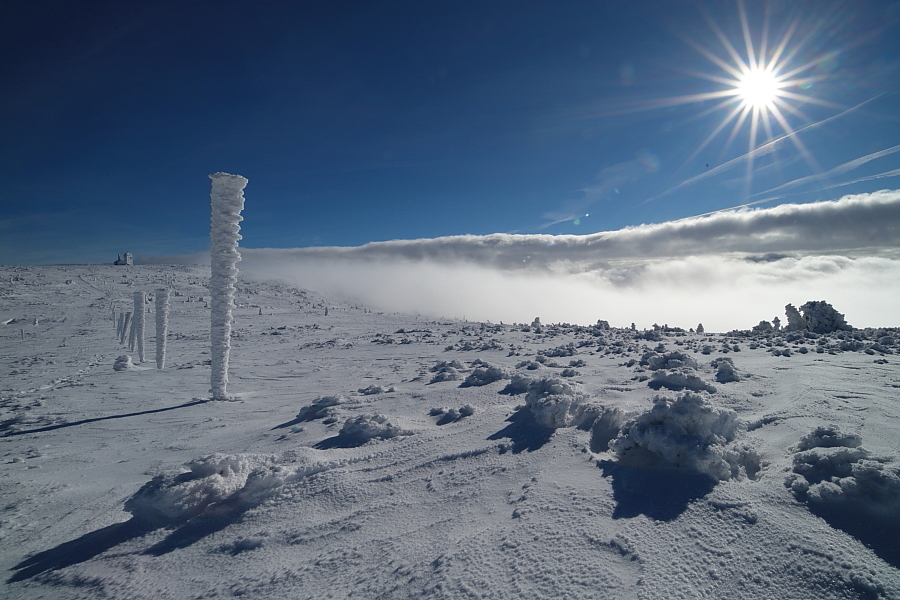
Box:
[141,190,900,331]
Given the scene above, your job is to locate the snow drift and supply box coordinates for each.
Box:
[125,451,348,526]
[608,393,759,481]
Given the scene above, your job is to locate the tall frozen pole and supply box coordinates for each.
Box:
[133,291,146,362]
[155,288,170,369]
[208,172,248,400]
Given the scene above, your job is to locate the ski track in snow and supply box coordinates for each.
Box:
[1,264,899,599]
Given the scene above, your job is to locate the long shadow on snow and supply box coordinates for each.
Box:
[805,505,900,569]
[4,399,209,437]
[314,433,370,449]
[8,517,155,583]
[598,460,716,521]
[9,496,256,581]
[487,408,553,453]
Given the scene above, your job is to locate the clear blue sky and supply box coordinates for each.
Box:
[2,0,899,264]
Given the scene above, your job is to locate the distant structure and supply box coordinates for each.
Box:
[114,253,133,266]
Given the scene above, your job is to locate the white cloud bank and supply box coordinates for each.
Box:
[143,190,900,331]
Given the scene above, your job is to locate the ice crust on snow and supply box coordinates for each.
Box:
[609,392,758,481]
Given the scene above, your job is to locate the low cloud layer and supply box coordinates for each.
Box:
[144,190,900,331]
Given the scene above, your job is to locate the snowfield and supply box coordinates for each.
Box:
[1,264,899,599]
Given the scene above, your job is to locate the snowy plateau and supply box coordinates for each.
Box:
[1,264,899,600]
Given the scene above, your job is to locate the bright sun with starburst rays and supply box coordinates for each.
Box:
[670,1,845,184]
[736,67,783,110]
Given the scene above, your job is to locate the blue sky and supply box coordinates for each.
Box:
[2,0,899,266]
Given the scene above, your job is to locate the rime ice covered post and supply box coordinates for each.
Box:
[133,291,146,362]
[155,288,170,369]
[121,312,132,345]
[208,172,248,400]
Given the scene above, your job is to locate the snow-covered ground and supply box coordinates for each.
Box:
[2,264,899,599]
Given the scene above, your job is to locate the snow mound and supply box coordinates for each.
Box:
[539,343,577,357]
[711,357,741,383]
[113,355,135,371]
[358,384,394,395]
[796,424,862,451]
[296,395,345,421]
[125,451,341,526]
[648,368,717,393]
[609,393,758,481]
[460,364,509,387]
[786,426,900,518]
[500,373,532,394]
[429,360,467,383]
[523,376,601,428]
[642,350,698,370]
[339,413,412,442]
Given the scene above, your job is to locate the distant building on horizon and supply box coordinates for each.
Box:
[114,252,133,266]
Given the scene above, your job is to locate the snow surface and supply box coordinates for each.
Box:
[2,264,900,599]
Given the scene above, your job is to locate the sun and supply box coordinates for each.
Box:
[736,67,783,110]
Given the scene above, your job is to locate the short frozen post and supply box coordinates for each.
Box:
[133,291,146,362]
[155,288,170,369]
[121,312,132,345]
[208,172,248,400]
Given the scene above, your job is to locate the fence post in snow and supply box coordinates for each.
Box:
[122,312,132,346]
[208,172,248,400]
[133,291,146,362]
[155,288,170,369]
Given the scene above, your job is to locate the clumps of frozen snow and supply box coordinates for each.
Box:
[460,364,510,387]
[113,355,135,371]
[125,451,343,526]
[539,342,577,357]
[339,413,412,443]
[609,392,759,481]
[429,360,467,383]
[796,424,862,451]
[500,373,532,394]
[711,357,740,383]
[523,376,601,429]
[358,384,395,395]
[648,369,717,393]
[786,425,900,519]
[430,405,475,424]
[296,395,345,421]
[640,350,698,370]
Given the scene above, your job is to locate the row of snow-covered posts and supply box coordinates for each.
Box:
[104,172,247,401]
[110,288,170,369]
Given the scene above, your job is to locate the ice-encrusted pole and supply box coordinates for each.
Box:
[208,172,248,400]
[121,312,132,345]
[155,288,170,369]
[133,291,146,362]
